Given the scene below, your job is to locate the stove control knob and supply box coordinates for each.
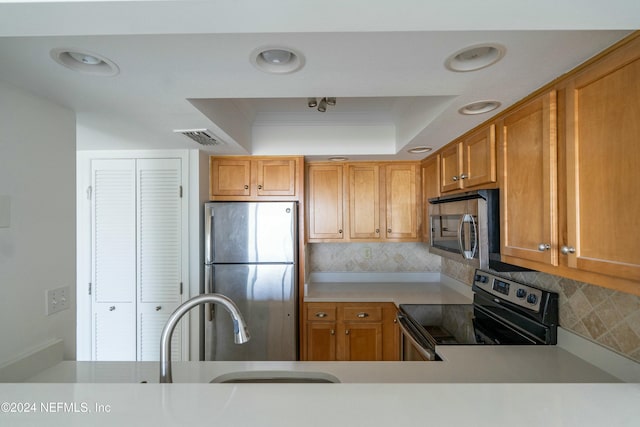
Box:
[516,289,527,299]
[526,294,538,305]
[475,274,488,283]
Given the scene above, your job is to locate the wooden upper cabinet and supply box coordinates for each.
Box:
[440,124,497,193]
[421,154,441,202]
[563,38,640,283]
[209,156,301,200]
[348,163,381,240]
[499,91,558,266]
[385,163,419,240]
[210,158,251,197]
[306,164,345,240]
[256,159,296,196]
[306,161,420,242]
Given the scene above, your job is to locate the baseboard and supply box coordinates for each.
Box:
[0,339,64,382]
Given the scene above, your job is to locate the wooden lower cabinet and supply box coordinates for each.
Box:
[304,302,399,361]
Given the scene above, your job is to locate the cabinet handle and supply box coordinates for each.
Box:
[109,306,116,311]
[460,173,468,180]
[393,318,397,324]
[315,312,328,318]
[338,229,343,234]
[330,329,335,335]
[387,228,392,233]
[257,184,263,190]
[561,246,576,255]
[244,185,249,190]
[155,306,162,311]
[452,176,459,181]
[375,229,379,234]
[345,329,350,335]
[538,243,551,251]
[356,312,369,318]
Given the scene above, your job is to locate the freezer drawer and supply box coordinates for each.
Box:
[205,202,297,264]
[205,264,297,361]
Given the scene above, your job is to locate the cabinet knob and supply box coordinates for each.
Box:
[375,229,379,234]
[155,306,162,311]
[538,243,551,251]
[387,228,392,233]
[345,329,350,335]
[393,318,398,324]
[452,176,459,182]
[338,229,343,234]
[109,306,116,311]
[315,312,328,318]
[561,245,576,255]
[330,329,335,336]
[460,173,468,180]
[244,185,249,190]
[257,184,263,190]
[356,312,369,318]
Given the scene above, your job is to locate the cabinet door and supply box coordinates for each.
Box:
[385,164,418,240]
[256,159,296,196]
[348,163,381,239]
[565,44,640,281]
[440,143,463,192]
[500,92,558,266]
[92,303,136,361]
[306,322,337,361]
[342,323,383,361]
[421,155,440,241]
[464,124,497,188]
[307,164,345,240]
[210,158,251,197]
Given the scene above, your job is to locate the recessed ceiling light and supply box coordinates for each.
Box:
[328,156,349,162]
[445,43,506,72]
[458,100,502,115]
[250,46,305,74]
[50,48,119,76]
[407,146,433,154]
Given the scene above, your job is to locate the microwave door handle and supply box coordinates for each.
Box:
[469,213,478,259]
[459,214,476,260]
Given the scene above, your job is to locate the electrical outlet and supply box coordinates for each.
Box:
[362,247,372,259]
[46,286,70,315]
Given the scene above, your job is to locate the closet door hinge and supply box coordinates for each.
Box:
[179,185,183,198]
[179,282,183,295]
[88,283,92,295]
[87,186,92,200]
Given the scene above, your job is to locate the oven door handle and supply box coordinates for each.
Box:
[396,312,438,361]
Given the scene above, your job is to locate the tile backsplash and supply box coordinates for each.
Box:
[309,243,440,273]
[441,258,640,363]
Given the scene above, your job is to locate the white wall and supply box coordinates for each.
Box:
[0,82,76,364]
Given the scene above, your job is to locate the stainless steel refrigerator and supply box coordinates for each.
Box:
[203,202,297,361]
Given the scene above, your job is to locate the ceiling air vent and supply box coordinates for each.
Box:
[174,129,223,146]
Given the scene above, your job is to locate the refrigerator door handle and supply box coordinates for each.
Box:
[205,265,215,321]
[205,206,214,264]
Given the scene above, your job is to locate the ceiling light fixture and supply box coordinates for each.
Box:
[50,48,119,76]
[445,43,506,72]
[308,97,336,112]
[328,156,349,162]
[407,146,433,154]
[250,46,305,74]
[458,100,502,115]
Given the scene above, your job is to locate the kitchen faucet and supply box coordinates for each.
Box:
[159,293,250,383]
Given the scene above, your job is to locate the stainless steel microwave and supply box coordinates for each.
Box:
[428,189,523,271]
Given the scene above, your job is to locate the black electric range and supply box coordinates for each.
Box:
[397,270,559,360]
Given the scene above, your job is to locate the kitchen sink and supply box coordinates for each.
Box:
[210,370,340,383]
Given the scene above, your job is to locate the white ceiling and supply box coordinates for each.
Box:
[0,1,637,160]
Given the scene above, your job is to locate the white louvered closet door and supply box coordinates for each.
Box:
[136,159,184,361]
[91,159,137,361]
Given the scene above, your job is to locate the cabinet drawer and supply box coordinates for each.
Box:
[342,306,382,322]
[306,305,337,321]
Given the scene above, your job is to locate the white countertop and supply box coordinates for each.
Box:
[304,272,473,304]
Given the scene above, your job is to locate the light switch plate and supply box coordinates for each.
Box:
[0,195,10,228]
[47,286,70,315]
